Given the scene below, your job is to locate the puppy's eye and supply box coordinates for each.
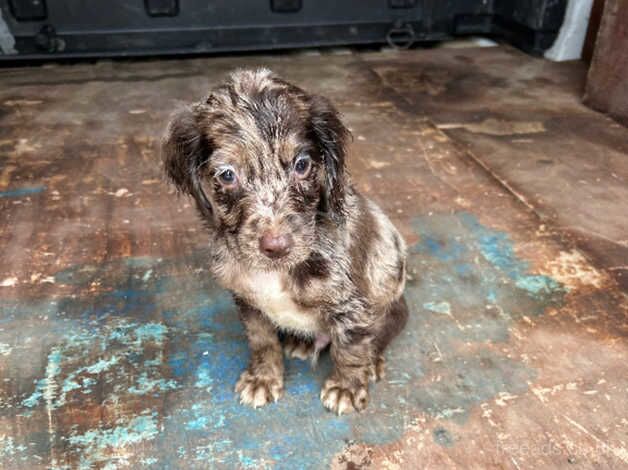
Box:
[293,154,311,178]
[216,167,237,187]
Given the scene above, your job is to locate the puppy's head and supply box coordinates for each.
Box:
[162,68,350,269]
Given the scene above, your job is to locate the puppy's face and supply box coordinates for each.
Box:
[162,69,349,270]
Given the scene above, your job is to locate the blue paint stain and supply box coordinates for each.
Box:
[0,435,29,460]
[194,367,212,389]
[143,357,162,367]
[134,323,168,344]
[81,377,96,391]
[0,186,45,198]
[417,235,467,262]
[185,415,209,431]
[61,379,81,394]
[128,372,178,395]
[238,453,259,468]
[184,403,221,431]
[5,213,567,468]
[19,319,175,411]
[515,275,562,295]
[68,414,159,448]
[68,412,159,468]
[413,213,565,306]
[83,356,119,374]
[140,457,159,466]
[22,349,62,408]
[458,213,565,301]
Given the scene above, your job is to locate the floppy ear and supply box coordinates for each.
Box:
[308,95,350,219]
[162,104,213,217]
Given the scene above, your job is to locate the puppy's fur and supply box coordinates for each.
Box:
[162,69,408,414]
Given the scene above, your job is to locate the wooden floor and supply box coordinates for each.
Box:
[0,46,626,469]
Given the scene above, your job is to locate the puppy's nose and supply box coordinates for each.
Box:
[259,232,293,259]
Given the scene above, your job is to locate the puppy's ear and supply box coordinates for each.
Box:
[308,95,350,219]
[162,104,213,217]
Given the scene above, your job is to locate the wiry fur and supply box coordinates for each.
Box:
[162,69,408,414]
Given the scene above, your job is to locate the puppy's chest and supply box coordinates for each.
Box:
[239,271,320,334]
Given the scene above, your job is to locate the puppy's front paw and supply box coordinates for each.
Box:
[235,370,283,408]
[320,377,369,415]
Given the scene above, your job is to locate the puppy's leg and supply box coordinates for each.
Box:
[370,295,409,382]
[320,300,376,415]
[235,299,284,408]
[283,334,315,360]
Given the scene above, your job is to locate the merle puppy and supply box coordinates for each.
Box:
[162,69,408,415]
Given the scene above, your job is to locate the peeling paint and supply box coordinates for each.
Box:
[0,435,27,460]
[20,319,173,411]
[68,412,159,469]
[22,349,62,408]
[128,373,178,395]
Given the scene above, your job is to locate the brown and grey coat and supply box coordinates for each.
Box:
[162,68,408,414]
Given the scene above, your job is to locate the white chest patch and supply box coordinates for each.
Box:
[242,271,320,334]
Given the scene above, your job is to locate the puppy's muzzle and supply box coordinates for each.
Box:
[259,231,294,259]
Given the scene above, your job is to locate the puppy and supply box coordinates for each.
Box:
[162,69,408,415]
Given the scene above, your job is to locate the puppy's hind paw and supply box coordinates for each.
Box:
[369,356,386,383]
[283,336,315,360]
[320,378,369,415]
[235,370,283,408]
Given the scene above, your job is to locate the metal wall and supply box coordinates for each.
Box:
[0,0,566,60]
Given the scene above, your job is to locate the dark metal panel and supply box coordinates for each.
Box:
[0,0,565,60]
